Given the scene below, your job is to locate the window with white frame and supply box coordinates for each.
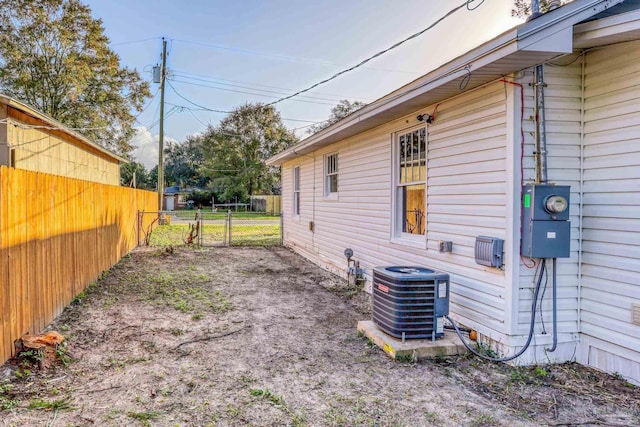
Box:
[293,166,300,216]
[395,127,426,237]
[324,153,338,196]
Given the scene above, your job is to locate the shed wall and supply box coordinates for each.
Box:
[5,108,120,185]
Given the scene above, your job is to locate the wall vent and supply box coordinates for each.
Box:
[633,304,640,327]
[475,236,504,268]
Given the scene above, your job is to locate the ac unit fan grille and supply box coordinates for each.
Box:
[372,267,449,340]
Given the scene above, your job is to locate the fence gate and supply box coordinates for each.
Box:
[138,210,282,248]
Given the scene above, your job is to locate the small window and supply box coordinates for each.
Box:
[293,166,300,216]
[324,153,338,196]
[395,127,426,237]
[10,148,16,168]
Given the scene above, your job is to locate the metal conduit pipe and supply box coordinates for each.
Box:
[546,258,558,352]
[534,64,549,184]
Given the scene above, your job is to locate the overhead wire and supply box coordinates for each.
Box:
[170,72,359,103]
[170,68,372,101]
[170,38,421,75]
[265,0,486,106]
[165,81,323,124]
[110,36,162,46]
[169,78,338,106]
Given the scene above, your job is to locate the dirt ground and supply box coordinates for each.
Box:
[1,246,639,427]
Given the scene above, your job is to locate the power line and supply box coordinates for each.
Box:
[265,0,485,106]
[171,72,356,103]
[169,78,337,106]
[186,108,209,128]
[166,81,325,124]
[170,38,421,75]
[165,102,322,124]
[111,36,162,46]
[171,68,372,101]
[167,80,234,113]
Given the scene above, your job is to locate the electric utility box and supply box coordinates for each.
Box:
[521,184,571,258]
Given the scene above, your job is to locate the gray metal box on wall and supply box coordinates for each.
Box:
[475,236,504,268]
[521,184,571,258]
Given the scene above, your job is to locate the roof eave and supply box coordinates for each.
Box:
[0,94,127,163]
[267,0,626,167]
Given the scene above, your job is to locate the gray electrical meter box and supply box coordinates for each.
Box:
[521,184,571,258]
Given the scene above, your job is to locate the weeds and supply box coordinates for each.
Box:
[0,383,18,411]
[131,270,232,316]
[250,388,305,426]
[127,410,159,426]
[474,342,499,359]
[56,342,71,367]
[28,398,72,411]
[469,413,498,426]
[250,387,286,406]
[395,352,418,364]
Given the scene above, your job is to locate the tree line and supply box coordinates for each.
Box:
[122,99,366,205]
[122,103,298,204]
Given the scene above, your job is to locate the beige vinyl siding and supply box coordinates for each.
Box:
[579,40,640,384]
[282,82,513,338]
[427,84,508,331]
[510,62,583,360]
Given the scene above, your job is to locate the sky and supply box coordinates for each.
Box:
[85,0,524,169]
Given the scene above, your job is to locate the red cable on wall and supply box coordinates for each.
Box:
[500,78,536,269]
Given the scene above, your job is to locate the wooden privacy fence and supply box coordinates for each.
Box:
[249,195,281,215]
[0,166,157,365]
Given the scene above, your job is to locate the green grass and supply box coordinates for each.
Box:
[148,223,281,246]
[229,224,281,246]
[171,210,279,221]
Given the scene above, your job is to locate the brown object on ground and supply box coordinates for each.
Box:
[13,331,65,370]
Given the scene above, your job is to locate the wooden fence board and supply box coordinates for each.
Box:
[0,166,157,364]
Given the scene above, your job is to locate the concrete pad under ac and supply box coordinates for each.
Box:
[357,320,467,360]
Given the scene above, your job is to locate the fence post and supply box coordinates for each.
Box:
[137,210,142,247]
[280,213,284,246]
[227,211,232,245]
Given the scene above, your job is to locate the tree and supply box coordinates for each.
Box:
[512,0,572,18]
[0,0,150,155]
[307,99,366,134]
[120,160,153,190]
[201,103,298,202]
[164,135,209,189]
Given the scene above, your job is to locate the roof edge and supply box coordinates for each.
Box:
[0,94,127,163]
[267,0,628,167]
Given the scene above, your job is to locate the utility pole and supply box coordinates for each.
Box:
[157,37,167,210]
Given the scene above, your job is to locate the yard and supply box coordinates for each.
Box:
[1,246,638,427]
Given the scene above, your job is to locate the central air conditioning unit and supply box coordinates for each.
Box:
[372,266,450,340]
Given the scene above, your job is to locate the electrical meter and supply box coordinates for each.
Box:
[521,184,571,258]
[545,195,568,215]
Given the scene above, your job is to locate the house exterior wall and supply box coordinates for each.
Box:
[1,106,120,185]
[282,82,520,344]
[577,39,640,385]
[279,40,640,381]
[508,61,584,363]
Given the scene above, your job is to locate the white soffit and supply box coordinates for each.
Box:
[573,9,640,48]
